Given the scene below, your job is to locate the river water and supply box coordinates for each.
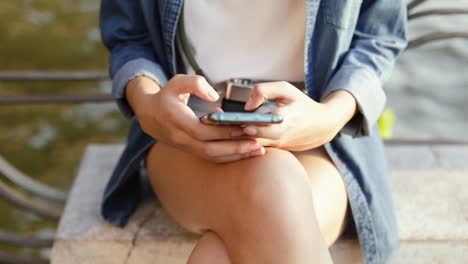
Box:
[0,0,467,258]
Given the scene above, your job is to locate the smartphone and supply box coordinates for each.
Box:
[200,112,283,125]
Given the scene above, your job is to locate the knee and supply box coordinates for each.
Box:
[188,231,230,264]
[230,149,315,228]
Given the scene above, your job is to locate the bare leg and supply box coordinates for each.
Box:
[146,142,347,264]
[187,231,231,264]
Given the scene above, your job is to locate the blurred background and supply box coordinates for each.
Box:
[0,0,125,261]
[0,0,466,262]
[387,1,468,140]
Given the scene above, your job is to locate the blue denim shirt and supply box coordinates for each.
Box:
[100,1,407,263]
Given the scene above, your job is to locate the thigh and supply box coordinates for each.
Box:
[292,148,348,245]
[146,142,348,245]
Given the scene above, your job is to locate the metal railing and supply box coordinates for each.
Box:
[0,1,467,263]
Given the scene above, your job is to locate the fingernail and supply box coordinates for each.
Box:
[244,126,257,135]
[247,142,260,151]
[251,147,265,156]
[208,89,219,100]
[244,100,253,110]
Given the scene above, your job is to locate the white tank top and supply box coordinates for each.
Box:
[181,0,306,83]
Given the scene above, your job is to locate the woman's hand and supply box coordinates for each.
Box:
[127,74,265,163]
[242,82,357,151]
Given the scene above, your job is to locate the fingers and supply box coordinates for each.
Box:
[166,99,244,141]
[253,100,277,114]
[176,112,244,140]
[190,123,246,141]
[243,123,286,140]
[211,147,266,163]
[244,81,297,111]
[169,74,220,102]
[192,139,265,161]
[242,106,288,139]
[213,106,224,113]
[252,138,278,147]
[172,127,266,163]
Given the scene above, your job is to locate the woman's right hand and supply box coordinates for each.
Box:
[126,74,265,163]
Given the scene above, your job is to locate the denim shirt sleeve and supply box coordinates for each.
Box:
[100,0,168,118]
[321,0,408,137]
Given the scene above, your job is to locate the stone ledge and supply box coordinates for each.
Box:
[51,144,468,263]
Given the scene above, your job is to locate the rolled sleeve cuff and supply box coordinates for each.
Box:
[321,65,386,137]
[113,58,168,118]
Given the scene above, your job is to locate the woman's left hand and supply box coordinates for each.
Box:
[243,82,357,151]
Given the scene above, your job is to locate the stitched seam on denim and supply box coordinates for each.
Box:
[163,0,182,75]
[324,142,380,263]
[160,0,168,23]
[342,150,380,263]
[304,0,321,99]
[323,0,362,29]
[346,176,379,263]
[162,1,174,73]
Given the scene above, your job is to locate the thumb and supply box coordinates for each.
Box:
[244,82,294,111]
[169,74,220,102]
[213,107,224,113]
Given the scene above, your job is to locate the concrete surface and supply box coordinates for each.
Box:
[51,144,468,263]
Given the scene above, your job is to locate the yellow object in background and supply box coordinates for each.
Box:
[378,109,396,140]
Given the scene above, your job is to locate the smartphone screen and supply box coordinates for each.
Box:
[200,112,283,126]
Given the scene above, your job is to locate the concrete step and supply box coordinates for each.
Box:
[51,144,468,264]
